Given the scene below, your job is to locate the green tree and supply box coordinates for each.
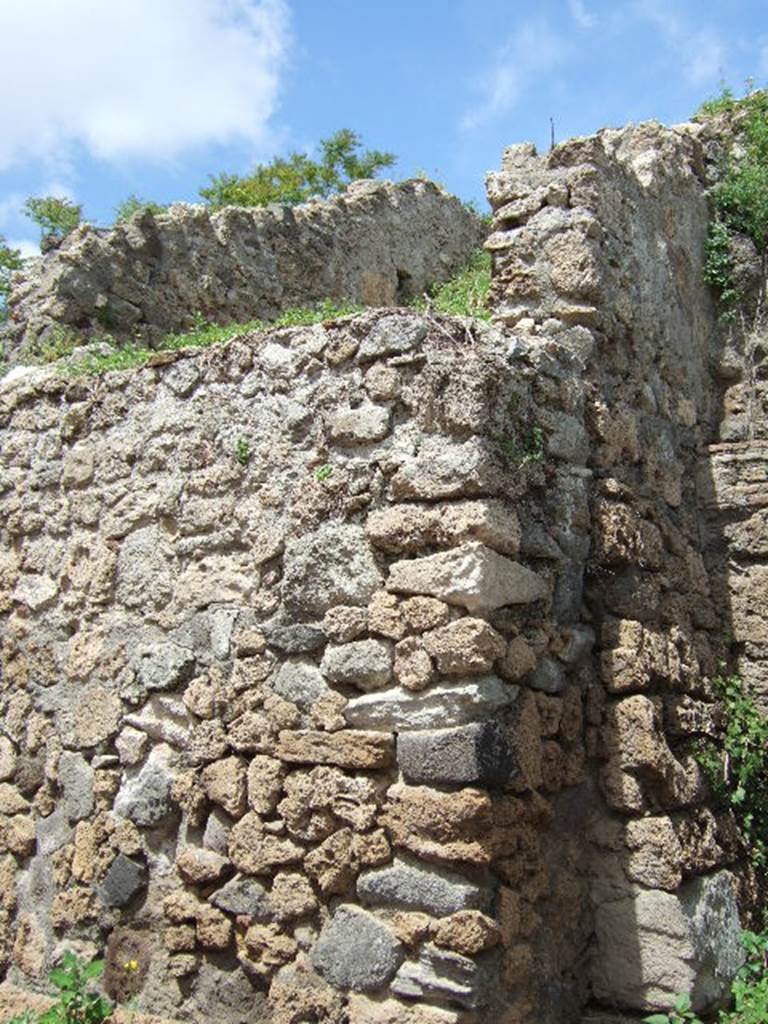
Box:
[200,128,396,209]
[23,196,82,241]
[114,194,167,223]
[702,88,768,311]
[0,235,23,321]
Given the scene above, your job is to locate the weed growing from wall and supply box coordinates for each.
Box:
[7,953,112,1024]
[699,86,768,318]
[695,671,768,872]
[411,248,491,320]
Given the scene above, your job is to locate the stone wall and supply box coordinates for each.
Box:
[1,179,483,362]
[485,119,752,1014]
[0,116,763,1024]
[0,309,603,1024]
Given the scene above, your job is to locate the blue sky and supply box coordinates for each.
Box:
[0,0,766,256]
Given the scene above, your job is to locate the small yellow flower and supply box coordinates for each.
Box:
[122,959,139,972]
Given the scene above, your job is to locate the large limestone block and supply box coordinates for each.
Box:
[344,676,518,731]
[386,542,547,612]
[282,524,382,617]
[366,500,521,555]
[592,871,744,1013]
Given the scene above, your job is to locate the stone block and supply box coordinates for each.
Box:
[263,623,326,654]
[328,404,391,446]
[392,943,491,1008]
[397,722,516,787]
[357,317,427,359]
[390,438,502,500]
[358,856,489,916]
[267,658,330,710]
[283,524,382,617]
[387,542,548,612]
[367,500,521,555]
[277,730,394,770]
[113,748,174,827]
[344,676,518,731]
[98,854,146,908]
[422,618,506,674]
[211,874,271,917]
[592,871,744,1013]
[321,639,393,691]
[311,905,404,991]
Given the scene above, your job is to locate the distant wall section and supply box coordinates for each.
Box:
[2,179,483,362]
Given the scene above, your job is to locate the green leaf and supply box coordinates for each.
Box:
[643,1014,672,1024]
[674,993,692,1013]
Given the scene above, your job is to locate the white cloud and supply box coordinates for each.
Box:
[568,0,594,30]
[638,3,724,85]
[0,0,291,171]
[461,20,569,131]
[7,238,40,260]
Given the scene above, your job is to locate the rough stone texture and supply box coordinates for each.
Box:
[358,857,490,916]
[397,723,516,787]
[2,180,484,360]
[344,677,518,731]
[387,543,548,611]
[0,115,759,1024]
[282,524,382,618]
[311,905,404,992]
[592,872,744,1013]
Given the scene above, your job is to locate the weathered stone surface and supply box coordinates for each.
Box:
[202,756,247,818]
[0,738,17,783]
[344,676,518,731]
[5,184,481,359]
[283,524,382,617]
[277,730,394,769]
[98,854,146,908]
[270,955,346,1024]
[60,686,122,749]
[367,500,521,555]
[392,636,435,691]
[176,846,230,885]
[312,905,403,992]
[211,874,270,917]
[263,623,326,654]
[267,658,330,710]
[329,404,391,446]
[113,748,174,827]
[387,542,548,611]
[390,439,502,500]
[58,751,95,822]
[592,871,744,1012]
[358,316,428,359]
[392,943,489,1008]
[278,765,378,841]
[422,618,506,675]
[133,641,196,693]
[382,783,493,864]
[432,911,501,956]
[528,655,567,694]
[228,812,304,875]
[347,995,462,1024]
[321,640,393,691]
[322,605,369,643]
[358,856,489,915]
[247,754,285,814]
[397,722,516,787]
